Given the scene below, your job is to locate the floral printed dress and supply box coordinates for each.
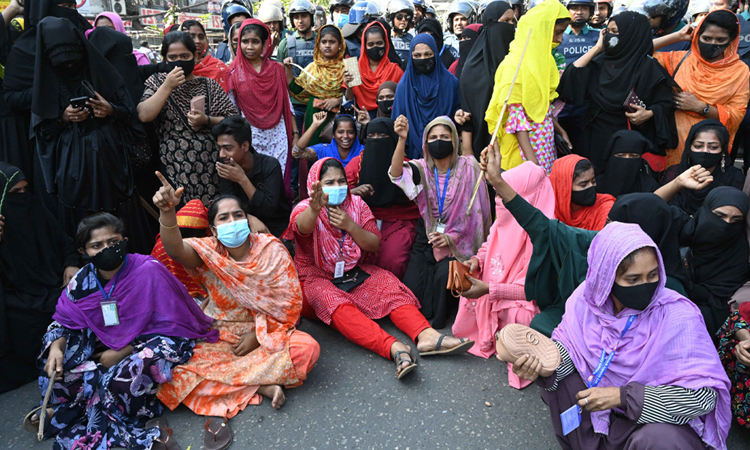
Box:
[36,322,194,450]
[717,310,750,429]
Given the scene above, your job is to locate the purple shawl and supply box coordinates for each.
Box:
[410,116,492,262]
[553,223,731,450]
[53,253,218,350]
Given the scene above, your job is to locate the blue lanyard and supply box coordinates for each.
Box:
[338,232,347,256]
[92,255,127,301]
[433,166,451,221]
[586,315,636,389]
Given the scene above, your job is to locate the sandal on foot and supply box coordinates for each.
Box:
[146,417,180,450]
[495,324,560,377]
[394,349,418,380]
[23,374,56,441]
[419,335,474,357]
[204,417,232,450]
[22,406,54,434]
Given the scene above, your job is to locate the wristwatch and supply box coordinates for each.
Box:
[701,103,710,115]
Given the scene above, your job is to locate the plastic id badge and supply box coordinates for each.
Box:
[561,404,581,436]
[101,300,120,327]
[334,255,346,279]
[376,219,383,231]
[436,222,447,234]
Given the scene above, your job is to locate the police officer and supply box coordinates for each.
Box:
[590,0,611,29]
[331,0,355,28]
[341,1,381,58]
[388,0,415,61]
[558,0,597,68]
[414,0,427,24]
[444,0,478,58]
[638,0,690,52]
[216,1,253,63]
[278,0,317,131]
[257,2,287,59]
[511,0,524,20]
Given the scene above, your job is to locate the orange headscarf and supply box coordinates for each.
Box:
[350,21,403,111]
[655,10,750,166]
[549,155,615,231]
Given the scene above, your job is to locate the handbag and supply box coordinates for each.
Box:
[332,266,370,293]
[447,260,472,298]
[623,88,646,113]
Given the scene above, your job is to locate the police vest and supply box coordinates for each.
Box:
[346,38,361,58]
[443,33,460,59]
[392,34,412,62]
[288,34,316,77]
[559,31,598,67]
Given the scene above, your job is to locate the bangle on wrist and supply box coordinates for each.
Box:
[159,217,179,229]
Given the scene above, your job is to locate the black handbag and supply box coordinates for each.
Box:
[331,266,371,293]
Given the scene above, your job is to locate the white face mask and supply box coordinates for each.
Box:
[333,13,349,28]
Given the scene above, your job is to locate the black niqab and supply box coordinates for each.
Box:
[459,1,514,155]
[375,18,407,70]
[455,25,481,80]
[607,193,688,291]
[25,0,92,31]
[595,130,659,197]
[358,118,410,208]
[88,26,147,105]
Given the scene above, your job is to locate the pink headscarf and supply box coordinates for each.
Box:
[553,223,731,449]
[86,12,150,65]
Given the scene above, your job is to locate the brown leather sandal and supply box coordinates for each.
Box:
[204,416,232,450]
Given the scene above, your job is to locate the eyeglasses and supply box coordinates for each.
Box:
[395,13,412,21]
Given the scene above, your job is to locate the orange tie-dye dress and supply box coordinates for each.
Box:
[157,234,318,418]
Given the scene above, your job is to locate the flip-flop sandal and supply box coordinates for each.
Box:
[23,374,56,441]
[419,335,474,357]
[204,417,232,450]
[495,323,561,377]
[394,348,418,380]
[146,417,180,450]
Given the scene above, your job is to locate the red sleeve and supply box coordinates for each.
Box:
[448,60,458,75]
[345,155,361,188]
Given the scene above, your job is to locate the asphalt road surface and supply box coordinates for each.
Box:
[2,318,750,449]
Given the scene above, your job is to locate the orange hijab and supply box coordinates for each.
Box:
[351,21,403,111]
[549,155,615,231]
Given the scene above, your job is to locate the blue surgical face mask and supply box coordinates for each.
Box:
[322,185,348,206]
[215,219,250,248]
[333,13,349,28]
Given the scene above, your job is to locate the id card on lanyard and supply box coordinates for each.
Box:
[434,166,450,234]
[93,258,127,327]
[561,315,636,436]
[334,233,347,279]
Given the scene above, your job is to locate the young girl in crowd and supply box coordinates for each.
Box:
[228,19,299,196]
[549,155,615,231]
[560,11,676,173]
[655,9,750,166]
[345,117,420,279]
[392,35,460,159]
[390,116,491,329]
[294,113,364,166]
[658,120,744,215]
[138,31,238,206]
[28,213,217,450]
[484,0,571,174]
[181,20,230,92]
[375,81,397,118]
[452,162,554,389]
[345,21,403,117]
[283,158,471,380]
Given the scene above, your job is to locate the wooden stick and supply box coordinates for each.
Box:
[38,374,55,441]
[465,28,533,216]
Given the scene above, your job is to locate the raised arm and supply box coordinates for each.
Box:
[573,28,605,68]
[152,171,204,269]
[653,25,693,51]
[138,68,184,123]
[654,165,713,203]
[389,115,409,178]
[296,181,328,235]
[293,111,327,160]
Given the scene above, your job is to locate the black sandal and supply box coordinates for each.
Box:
[419,335,474,357]
[394,348,418,380]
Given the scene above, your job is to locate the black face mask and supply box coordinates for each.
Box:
[54,61,85,82]
[412,57,435,75]
[378,99,394,115]
[603,32,620,56]
[427,139,453,160]
[85,239,128,272]
[570,185,597,207]
[366,45,386,62]
[698,41,729,60]
[459,39,473,58]
[167,59,195,76]
[689,150,723,169]
[611,281,658,311]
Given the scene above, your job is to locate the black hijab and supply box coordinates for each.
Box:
[607,193,688,291]
[88,26,146,105]
[595,130,659,197]
[455,24,481,80]
[417,18,455,68]
[375,18,408,70]
[591,11,661,109]
[25,0,92,30]
[459,1,514,155]
[679,186,749,303]
[670,119,745,215]
[357,118,410,208]
[32,17,123,125]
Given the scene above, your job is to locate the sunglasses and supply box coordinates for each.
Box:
[395,13,412,21]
